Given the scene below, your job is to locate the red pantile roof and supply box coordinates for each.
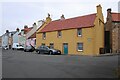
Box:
[40,13,96,32]
[112,13,120,22]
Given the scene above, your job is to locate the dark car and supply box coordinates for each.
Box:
[36,46,61,55]
[2,46,9,50]
[24,45,35,52]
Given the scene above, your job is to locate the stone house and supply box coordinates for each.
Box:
[105,8,120,53]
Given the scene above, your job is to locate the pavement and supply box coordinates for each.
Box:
[2,49,119,78]
[94,53,120,57]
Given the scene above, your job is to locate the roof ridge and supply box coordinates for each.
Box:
[52,13,96,22]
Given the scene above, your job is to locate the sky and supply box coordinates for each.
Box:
[0,0,120,36]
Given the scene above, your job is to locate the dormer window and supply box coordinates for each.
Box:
[77,28,82,36]
[57,31,62,38]
[43,32,46,39]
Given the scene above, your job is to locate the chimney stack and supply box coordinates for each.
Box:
[96,4,102,15]
[6,30,9,33]
[38,20,44,27]
[16,28,19,32]
[60,14,65,20]
[46,13,52,23]
[24,25,28,29]
[106,8,112,21]
[33,22,36,26]
[107,8,112,16]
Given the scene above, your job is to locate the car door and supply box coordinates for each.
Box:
[39,46,44,53]
[43,46,49,54]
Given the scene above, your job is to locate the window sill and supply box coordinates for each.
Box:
[43,38,46,40]
[78,35,82,37]
[77,50,83,52]
[58,36,62,38]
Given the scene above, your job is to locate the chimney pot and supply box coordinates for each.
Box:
[106,8,112,21]
[16,28,19,32]
[24,25,28,29]
[33,22,36,26]
[6,30,9,33]
[107,8,112,12]
[60,14,65,20]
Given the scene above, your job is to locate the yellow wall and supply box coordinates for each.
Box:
[36,28,95,55]
[36,15,52,47]
[93,5,104,55]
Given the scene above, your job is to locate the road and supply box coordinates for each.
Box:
[2,49,118,78]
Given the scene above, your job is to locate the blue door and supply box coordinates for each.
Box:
[63,43,68,55]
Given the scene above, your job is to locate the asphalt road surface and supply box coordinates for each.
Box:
[2,49,118,78]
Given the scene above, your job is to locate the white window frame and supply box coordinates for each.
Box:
[43,32,46,40]
[77,28,82,37]
[77,43,83,51]
[57,31,62,38]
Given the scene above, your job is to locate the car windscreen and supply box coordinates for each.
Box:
[18,45,23,47]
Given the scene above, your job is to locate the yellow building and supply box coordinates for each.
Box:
[36,5,104,56]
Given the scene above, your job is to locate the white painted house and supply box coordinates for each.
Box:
[2,30,16,49]
[13,28,20,44]
[25,20,44,47]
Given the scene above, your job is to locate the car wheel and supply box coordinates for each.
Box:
[49,51,53,55]
[37,50,40,54]
[24,50,26,52]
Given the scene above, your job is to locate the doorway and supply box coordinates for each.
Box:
[63,43,68,55]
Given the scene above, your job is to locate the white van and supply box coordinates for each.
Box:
[12,43,24,50]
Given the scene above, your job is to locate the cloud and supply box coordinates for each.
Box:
[0,0,119,36]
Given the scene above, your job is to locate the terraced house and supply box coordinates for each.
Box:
[105,8,120,53]
[36,5,104,56]
[18,26,33,47]
[26,20,44,47]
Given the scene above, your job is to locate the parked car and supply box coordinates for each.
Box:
[12,43,24,50]
[24,45,35,52]
[2,46,9,50]
[36,45,61,55]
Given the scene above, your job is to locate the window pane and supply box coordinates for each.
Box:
[58,31,61,37]
[50,43,54,49]
[77,29,82,36]
[77,43,83,51]
[41,43,45,46]
[43,32,46,39]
